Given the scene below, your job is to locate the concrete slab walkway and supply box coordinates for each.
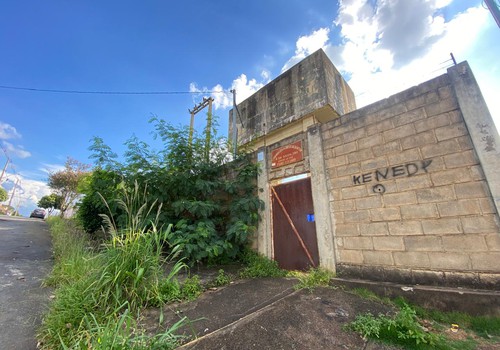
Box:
[142,277,401,349]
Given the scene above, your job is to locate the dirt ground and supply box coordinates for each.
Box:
[139,268,499,350]
[139,276,402,349]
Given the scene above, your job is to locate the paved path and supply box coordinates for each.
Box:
[0,216,52,350]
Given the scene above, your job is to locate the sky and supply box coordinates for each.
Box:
[1,0,499,217]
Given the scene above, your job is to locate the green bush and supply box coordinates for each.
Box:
[213,269,232,287]
[81,118,263,265]
[180,275,203,300]
[77,169,123,237]
[158,279,182,303]
[347,302,441,347]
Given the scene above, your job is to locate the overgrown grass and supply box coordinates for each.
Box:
[291,268,335,292]
[239,250,287,278]
[38,184,193,349]
[74,309,186,350]
[346,291,500,349]
[43,217,97,287]
[347,302,443,349]
[401,299,500,339]
[213,269,232,287]
[350,288,392,304]
[180,275,204,300]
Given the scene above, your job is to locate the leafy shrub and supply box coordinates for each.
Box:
[213,269,232,287]
[180,275,203,300]
[158,279,182,303]
[347,302,443,348]
[82,118,263,265]
[77,169,123,237]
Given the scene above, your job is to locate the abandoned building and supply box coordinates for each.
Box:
[229,49,500,290]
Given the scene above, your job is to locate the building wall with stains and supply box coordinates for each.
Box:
[229,49,356,147]
[233,51,500,289]
[321,63,500,288]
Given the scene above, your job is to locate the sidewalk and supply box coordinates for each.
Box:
[141,277,401,350]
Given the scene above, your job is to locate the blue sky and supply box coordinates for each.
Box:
[1,0,499,216]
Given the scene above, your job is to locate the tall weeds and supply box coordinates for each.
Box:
[39,183,187,349]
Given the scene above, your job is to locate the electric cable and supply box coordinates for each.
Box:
[0,85,227,95]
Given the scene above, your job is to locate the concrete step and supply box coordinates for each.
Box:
[332,277,500,316]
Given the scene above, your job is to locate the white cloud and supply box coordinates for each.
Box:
[333,2,494,110]
[0,122,21,140]
[190,70,270,110]
[0,123,32,159]
[281,28,331,72]
[39,163,65,174]
[2,141,31,159]
[276,1,499,128]
[1,172,51,216]
[190,1,499,132]
[231,73,269,104]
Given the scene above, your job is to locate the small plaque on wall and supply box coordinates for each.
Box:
[271,140,303,168]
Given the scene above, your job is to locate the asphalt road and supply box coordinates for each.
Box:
[0,216,53,350]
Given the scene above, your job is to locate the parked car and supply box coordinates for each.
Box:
[30,208,46,219]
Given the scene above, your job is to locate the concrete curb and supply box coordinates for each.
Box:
[332,277,500,316]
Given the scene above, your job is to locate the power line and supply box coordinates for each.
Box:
[0,85,227,95]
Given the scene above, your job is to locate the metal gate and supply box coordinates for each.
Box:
[271,177,319,270]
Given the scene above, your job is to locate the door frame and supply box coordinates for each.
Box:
[270,173,319,269]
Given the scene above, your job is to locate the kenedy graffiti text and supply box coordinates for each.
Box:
[352,159,432,185]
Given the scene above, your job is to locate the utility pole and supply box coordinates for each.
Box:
[7,177,19,213]
[204,98,213,162]
[0,157,10,183]
[484,0,500,28]
[188,97,214,161]
[14,195,21,217]
[230,89,238,156]
[450,53,457,66]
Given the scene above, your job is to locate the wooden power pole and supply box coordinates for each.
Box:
[7,177,19,213]
[0,157,10,183]
[485,0,500,28]
[188,97,214,161]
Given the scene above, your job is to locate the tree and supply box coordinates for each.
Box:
[77,169,123,235]
[86,117,262,263]
[48,158,90,217]
[38,193,63,215]
[0,187,7,202]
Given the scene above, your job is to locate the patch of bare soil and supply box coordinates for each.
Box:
[138,267,499,349]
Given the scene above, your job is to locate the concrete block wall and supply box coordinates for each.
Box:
[321,72,500,288]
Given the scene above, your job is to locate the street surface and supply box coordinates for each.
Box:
[0,216,52,349]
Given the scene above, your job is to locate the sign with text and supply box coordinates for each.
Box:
[271,141,303,168]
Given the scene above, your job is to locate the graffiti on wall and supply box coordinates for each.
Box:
[477,123,496,152]
[352,159,433,194]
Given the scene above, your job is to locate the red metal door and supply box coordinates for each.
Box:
[271,177,319,270]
